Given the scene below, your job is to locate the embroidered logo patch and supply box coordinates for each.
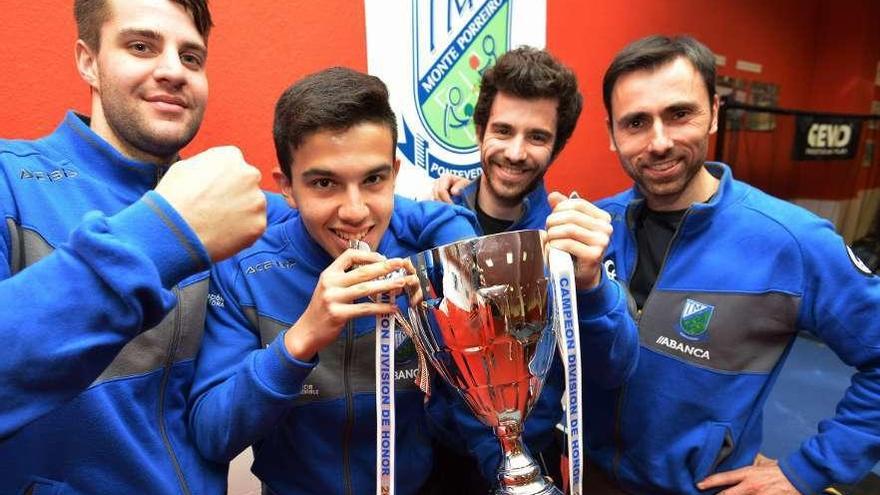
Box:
[603,258,617,281]
[678,298,714,341]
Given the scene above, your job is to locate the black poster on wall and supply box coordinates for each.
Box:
[792,116,862,161]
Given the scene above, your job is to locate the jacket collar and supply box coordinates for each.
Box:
[42,111,171,192]
[455,177,550,234]
[623,162,744,231]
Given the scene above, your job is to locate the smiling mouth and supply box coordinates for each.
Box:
[494,162,532,178]
[145,95,187,109]
[645,159,680,172]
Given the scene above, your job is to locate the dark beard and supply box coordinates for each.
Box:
[486,170,545,207]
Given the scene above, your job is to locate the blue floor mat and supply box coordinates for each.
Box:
[762,334,880,476]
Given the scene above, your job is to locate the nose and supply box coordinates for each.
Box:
[503,135,527,163]
[153,49,186,87]
[648,121,673,155]
[338,186,369,224]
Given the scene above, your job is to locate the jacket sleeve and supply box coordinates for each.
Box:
[188,265,315,463]
[576,271,640,389]
[392,196,479,249]
[0,190,209,438]
[779,222,880,493]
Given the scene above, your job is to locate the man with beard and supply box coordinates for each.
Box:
[427,46,630,493]
[586,34,880,494]
[434,47,584,238]
[0,0,268,493]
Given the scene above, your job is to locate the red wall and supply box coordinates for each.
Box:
[1,1,877,201]
[0,1,367,191]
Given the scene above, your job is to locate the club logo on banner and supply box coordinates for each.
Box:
[792,115,863,161]
[366,0,546,181]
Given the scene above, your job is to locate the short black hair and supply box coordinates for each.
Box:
[603,35,716,120]
[74,0,213,49]
[473,46,582,160]
[273,67,398,180]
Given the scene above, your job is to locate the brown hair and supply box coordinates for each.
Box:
[603,35,716,121]
[273,67,398,180]
[473,46,582,160]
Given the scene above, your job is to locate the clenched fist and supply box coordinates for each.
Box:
[156,146,267,262]
[545,191,613,290]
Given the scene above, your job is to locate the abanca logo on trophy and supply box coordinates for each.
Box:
[366,0,545,181]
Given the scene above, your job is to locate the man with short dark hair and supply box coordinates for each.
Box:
[590,34,880,494]
[0,1,269,492]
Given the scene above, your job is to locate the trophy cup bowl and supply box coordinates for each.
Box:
[403,230,561,495]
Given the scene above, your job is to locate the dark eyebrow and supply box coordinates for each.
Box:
[301,168,339,179]
[489,122,512,130]
[301,164,393,179]
[666,102,699,114]
[118,28,162,41]
[363,164,394,176]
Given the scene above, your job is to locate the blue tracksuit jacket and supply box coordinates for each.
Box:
[592,162,880,494]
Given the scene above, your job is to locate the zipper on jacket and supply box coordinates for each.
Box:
[342,321,355,495]
[157,286,191,495]
[612,206,692,484]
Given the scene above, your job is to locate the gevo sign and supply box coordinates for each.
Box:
[793,116,862,160]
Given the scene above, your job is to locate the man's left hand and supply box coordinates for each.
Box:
[546,191,613,290]
[697,463,801,494]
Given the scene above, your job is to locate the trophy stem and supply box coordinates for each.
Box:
[494,423,562,495]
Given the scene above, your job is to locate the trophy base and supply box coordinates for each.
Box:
[495,444,563,495]
[496,476,561,495]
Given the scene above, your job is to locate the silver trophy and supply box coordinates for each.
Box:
[401,230,562,495]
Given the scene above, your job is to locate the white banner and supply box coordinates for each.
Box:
[366,0,546,197]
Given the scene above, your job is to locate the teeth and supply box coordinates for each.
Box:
[498,164,526,175]
[648,160,678,171]
[333,229,370,241]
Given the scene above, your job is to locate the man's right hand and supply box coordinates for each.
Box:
[431,173,471,203]
[284,249,407,361]
[155,146,267,262]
